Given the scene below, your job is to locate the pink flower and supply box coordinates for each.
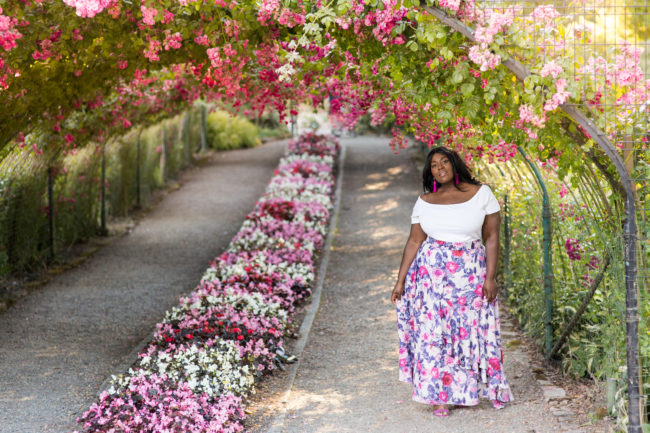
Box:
[438,391,448,402]
[194,35,211,46]
[530,5,561,28]
[468,45,501,71]
[540,60,563,78]
[459,327,468,339]
[62,0,112,18]
[472,297,483,309]
[565,238,582,260]
[143,38,161,62]
[141,5,158,26]
[163,31,182,50]
[206,47,222,68]
[438,0,461,13]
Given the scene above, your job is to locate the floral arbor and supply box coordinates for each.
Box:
[0,0,648,431]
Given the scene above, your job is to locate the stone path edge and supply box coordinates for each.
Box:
[265,143,347,433]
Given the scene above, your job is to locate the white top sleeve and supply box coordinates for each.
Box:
[484,185,501,214]
[410,198,421,224]
[411,185,501,242]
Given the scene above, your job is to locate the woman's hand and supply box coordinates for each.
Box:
[391,282,405,306]
[483,277,499,303]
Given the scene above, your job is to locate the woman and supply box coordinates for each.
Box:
[391,146,513,416]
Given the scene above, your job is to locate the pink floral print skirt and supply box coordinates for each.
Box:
[396,237,513,408]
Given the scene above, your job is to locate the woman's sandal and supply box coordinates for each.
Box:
[433,406,450,417]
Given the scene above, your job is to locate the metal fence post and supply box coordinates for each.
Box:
[136,129,142,209]
[47,163,54,258]
[518,146,554,356]
[99,145,107,236]
[184,111,190,164]
[200,105,207,152]
[161,124,167,182]
[503,194,511,296]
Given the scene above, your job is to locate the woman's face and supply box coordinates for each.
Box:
[430,152,453,183]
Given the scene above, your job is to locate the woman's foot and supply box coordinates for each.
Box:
[432,405,449,417]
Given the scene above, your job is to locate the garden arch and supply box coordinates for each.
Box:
[0,0,647,431]
[423,5,643,431]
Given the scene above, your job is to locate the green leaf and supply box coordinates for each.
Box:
[451,70,463,84]
[461,83,475,96]
[406,40,419,52]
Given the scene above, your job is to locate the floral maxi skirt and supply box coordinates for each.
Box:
[396,237,513,408]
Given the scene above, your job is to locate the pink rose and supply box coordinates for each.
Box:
[399,358,407,367]
[438,391,448,402]
[458,296,466,305]
[431,367,439,379]
[459,327,468,339]
[472,297,484,309]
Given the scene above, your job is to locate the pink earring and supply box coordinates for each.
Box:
[455,173,459,185]
[433,179,437,192]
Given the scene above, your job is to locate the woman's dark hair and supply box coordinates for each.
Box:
[422,146,480,193]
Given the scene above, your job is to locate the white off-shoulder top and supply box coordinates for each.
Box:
[411,184,501,242]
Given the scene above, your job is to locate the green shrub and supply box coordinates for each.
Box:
[206,111,232,150]
[206,110,259,150]
[258,125,291,141]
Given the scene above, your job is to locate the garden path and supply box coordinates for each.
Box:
[0,140,287,433]
[250,136,587,433]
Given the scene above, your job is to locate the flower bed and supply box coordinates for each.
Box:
[76,132,340,433]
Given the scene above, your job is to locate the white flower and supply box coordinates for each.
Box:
[276,63,296,83]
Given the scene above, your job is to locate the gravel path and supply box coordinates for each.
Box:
[0,140,287,433]
[258,136,575,433]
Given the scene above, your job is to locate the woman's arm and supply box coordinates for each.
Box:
[482,212,501,303]
[391,223,427,305]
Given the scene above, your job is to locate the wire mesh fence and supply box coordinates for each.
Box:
[417,0,649,430]
[0,105,210,279]
[467,1,648,431]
